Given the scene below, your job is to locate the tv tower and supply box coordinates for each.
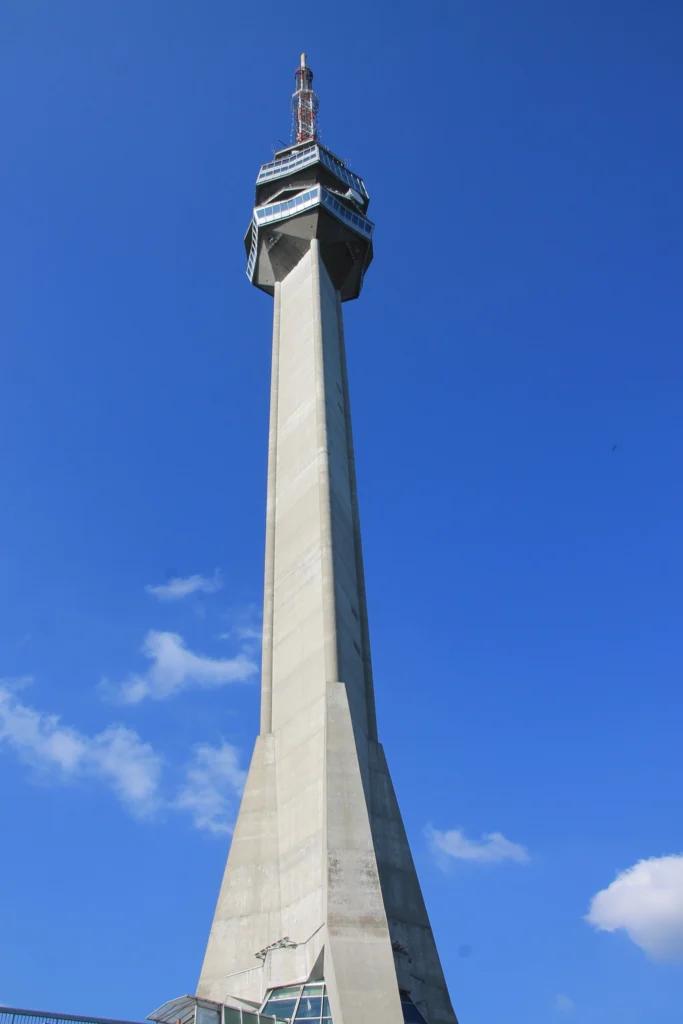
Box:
[194,55,458,1024]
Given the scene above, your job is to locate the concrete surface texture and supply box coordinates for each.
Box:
[197,240,457,1024]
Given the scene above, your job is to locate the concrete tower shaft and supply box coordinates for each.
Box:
[197,58,458,1024]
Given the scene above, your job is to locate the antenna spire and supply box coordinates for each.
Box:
[292,53,319,144]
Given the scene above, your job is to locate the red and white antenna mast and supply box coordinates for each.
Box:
[292,53,319,144]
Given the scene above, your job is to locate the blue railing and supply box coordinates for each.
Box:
[0,1007,143,1024]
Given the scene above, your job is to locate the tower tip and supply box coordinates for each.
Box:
[292,53,319,144]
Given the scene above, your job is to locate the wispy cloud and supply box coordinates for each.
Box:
[233,625,263,643]
[145,571,222,601]
[555,995,574,1014]
[174,741,246,834]
[585,855,683,960]
[218,605,262,649]
[0,682,249,833]
[0,680,162,817]
[427,825,530,865]
[107,630,258,704]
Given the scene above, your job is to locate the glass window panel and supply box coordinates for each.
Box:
[268,987,302,998]
[321,999,331,1017]
[263,1002,296,1020]
[242,1013,259,1024]
[222,1011,241,1024]
[302,985,323,994]
[296,997,322,1018]
[197,1008,220,1024]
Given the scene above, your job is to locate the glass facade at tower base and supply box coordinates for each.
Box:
[148,995,284,1024]
[151,986,429,1024]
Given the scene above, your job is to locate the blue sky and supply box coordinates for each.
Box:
[0,2,682,1022]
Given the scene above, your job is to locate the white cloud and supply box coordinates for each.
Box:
[0,681,162,817]
[92,725,162,811]
[235,625,263,643]
[0,681,251,834]
[219,606,263,648]
[174,740,246,834]
[110,630,258,704]
[145,571,222,601]
[555,994,574,1014]
[585,855,683,960]
[218,626,262,645]
[427,825,530,865]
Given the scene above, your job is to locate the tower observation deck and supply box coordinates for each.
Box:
[195,54,458,1024]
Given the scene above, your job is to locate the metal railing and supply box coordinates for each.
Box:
[0,1007,143,1024]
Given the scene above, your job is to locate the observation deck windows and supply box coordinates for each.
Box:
[256,145,368,201]
[251,186,373,238]
[247,185,374,293]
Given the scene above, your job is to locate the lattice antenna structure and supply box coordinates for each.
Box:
[291,52,319,143]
